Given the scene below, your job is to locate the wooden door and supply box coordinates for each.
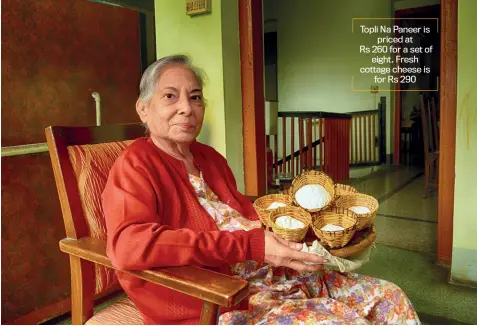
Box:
[1,0,143,323]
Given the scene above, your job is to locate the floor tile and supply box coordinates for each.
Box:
[349,165,423,201]
[378,176,438,222]
[374,214,437,253]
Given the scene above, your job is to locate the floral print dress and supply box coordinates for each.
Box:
[189,173,421,325]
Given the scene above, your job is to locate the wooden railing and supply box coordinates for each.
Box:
[348,99,386,166]
[267,112,351,183]
[349,110,379,165]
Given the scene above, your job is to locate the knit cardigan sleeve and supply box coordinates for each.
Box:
[102,152,265,271]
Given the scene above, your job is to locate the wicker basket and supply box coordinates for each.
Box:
[334,193,379,230]
[269,206,312,242]
[291,170,335,213]
[335,184,358,198]
[311,207,358,248]
[253,194,294,228]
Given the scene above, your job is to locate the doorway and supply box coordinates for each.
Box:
[239,0,457,265]
[394,5,441,168]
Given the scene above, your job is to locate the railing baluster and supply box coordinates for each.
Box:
[364,115,368,162]
[319,118,324,170]
[372,113,376,162]
[340,119,345,180]
[353,116,358,163]
[313,119,317,169]
[282,117,286,174]
[349,118,352,164]
[306,118,312,169]
[290,117,295,177]
[299,117,304,172]
[367,114,372,162]
[359,115,364,163]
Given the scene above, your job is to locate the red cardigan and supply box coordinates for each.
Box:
[102,137,265,324]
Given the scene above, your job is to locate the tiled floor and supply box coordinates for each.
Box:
[351,165,477,324]
[348,165,438,254]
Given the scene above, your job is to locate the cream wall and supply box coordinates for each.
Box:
[264,0,394,157]
[154,0,245,191]
[451,0,477,287]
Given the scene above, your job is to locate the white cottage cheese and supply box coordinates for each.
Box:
[349,206,371,214]
[295,184,330,210]
[275,215,305,229]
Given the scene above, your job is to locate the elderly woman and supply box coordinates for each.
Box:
[102,55,420,325]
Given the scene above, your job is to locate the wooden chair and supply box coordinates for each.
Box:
[419,95,439,198]
[45,124,249,325]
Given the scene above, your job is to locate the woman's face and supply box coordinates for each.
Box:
[136,64,205,144]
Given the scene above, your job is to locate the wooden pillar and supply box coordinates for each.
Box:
[438,0,457,266]
[239,0,266,196]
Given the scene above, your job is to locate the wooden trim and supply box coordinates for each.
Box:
[278,111,352,119]
[239,0,266,196]
[437,0,457,265]
[348,109,379,116]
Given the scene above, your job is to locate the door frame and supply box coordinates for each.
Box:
[239,0,458,265]
[437,0,457,265]
[239,0,266,197]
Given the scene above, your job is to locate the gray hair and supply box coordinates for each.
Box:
[138,54,206,104]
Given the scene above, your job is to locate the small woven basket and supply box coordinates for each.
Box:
[334,184,358,199]
[311,207,358,248]
[269,206,312,242]
[334,193,379,230]
[291,170,335,213]
[253,194,294,228]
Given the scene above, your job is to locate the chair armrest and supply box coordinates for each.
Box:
[59,237,249,308]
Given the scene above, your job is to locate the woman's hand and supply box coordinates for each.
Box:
[264,230,326,272]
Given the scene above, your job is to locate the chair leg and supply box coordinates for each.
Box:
[70,256,95,325]
[199,301,219,325]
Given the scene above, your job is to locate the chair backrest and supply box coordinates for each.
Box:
[46,123,145,295]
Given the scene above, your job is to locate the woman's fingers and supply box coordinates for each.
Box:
[288,248,327,265]
[264,231,327,272]
[287,259,324,273]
